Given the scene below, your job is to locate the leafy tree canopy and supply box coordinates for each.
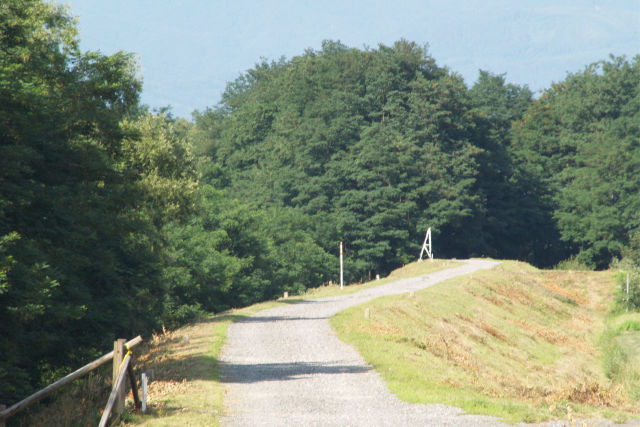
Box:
[512,56,640,268]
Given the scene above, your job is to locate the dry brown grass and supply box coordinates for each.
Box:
[119,315,232,426]
[332,261,640,423]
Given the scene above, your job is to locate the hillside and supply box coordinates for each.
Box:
[331,261,640,423]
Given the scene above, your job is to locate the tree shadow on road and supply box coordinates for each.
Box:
[235,315,329,323]
[219,361,371,383]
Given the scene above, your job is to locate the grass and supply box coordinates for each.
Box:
[330,261,640,424]
[600,312,640,408]
[9,260,459,426]
[11,371,112,426]
[7,301,287,427]
[610,312,640,332]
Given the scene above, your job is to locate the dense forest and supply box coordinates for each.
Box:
[1,0,639,405]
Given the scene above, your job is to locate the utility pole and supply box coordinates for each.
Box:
[627,273,630,312]
[340,241,344,290]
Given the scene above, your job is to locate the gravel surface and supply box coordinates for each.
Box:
[218,260,633,426]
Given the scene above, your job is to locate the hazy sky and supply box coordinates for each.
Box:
[61,0,639,119]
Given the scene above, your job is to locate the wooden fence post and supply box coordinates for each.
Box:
[1,404,6,427]
[100,353,132,427]
[112,338,126,417]
[127,362,141,410]
[0,336,141,424]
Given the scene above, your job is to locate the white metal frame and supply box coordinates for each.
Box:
[418,228,433,261]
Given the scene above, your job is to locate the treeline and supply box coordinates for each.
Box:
[194,40,640,272]
[1,0,639,405]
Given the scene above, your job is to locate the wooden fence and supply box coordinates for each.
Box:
[0,336,143,427]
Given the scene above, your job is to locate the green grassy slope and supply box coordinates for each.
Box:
[331,261,640,424]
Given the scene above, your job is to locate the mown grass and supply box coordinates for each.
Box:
[330,261,640,424]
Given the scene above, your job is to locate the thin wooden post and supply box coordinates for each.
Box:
[127,363,141,410]
[0,404,6,427]
[627,273,631,312]
[112,338,126,417]
[100,353,131,427]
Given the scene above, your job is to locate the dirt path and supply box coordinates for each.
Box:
[219,260,503,426]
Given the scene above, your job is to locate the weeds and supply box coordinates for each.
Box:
[13,371,111,427]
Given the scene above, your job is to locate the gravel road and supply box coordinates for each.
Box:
[219,259,513,426]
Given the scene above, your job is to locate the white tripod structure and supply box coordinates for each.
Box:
[418,227,433,261]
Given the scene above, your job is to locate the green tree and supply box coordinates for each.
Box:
[468,71,563,266]
[194,40,494,281]
[512,56,640,268]
[0,1,177,403]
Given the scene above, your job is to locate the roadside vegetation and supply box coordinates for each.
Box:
[331,261,640,424]
[13,300,282,427]
[124,260,639,425]
[295,259,462,299]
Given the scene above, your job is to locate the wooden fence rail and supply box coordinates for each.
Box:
[0,335,142,426]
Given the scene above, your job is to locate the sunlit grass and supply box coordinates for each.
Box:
[331,261,640,424]
[117,259,640,425]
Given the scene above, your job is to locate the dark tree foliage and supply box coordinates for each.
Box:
[161,185,335,324]
[0,1,192,403]
[467,71,565,266]
[512,56,640,269]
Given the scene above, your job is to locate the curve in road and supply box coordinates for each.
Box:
[219,259,503,426]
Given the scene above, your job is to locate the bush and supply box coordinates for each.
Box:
[554,256,592,271]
